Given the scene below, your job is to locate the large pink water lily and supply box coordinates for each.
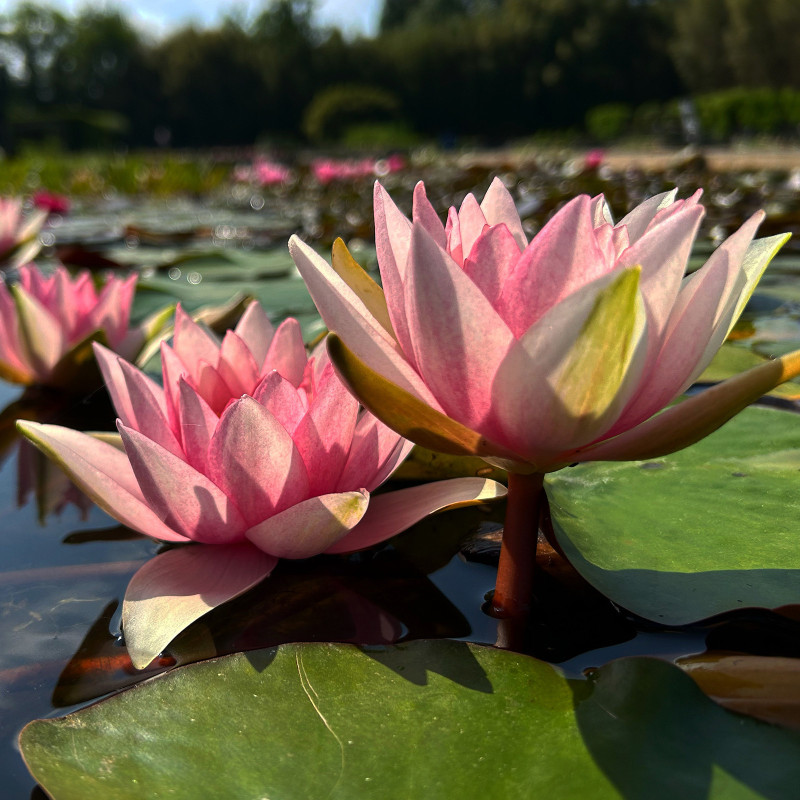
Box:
[290,179,800,474]
[0,198,47,268]
[0,264,170,389]
[18,301,505,667]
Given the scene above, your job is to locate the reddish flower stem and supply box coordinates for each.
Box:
[492,471,545,650]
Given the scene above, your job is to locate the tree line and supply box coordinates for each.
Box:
[0,0,798,152]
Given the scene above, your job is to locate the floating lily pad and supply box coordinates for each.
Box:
[20,641,800,799]
[547,405,800,624]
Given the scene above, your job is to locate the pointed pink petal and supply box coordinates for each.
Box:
[327,477,507,554]
[218,330,260,397]
[289,236,442,409]
[86,274,136,347]
[53,268,79,340]
[16,421,188,542]
[234,300,274,369]
[497,195,609,336]
[263,317,306,386]
[589,194,613,226]
[405,223,514,434]
[457,192,489,262]
[617,188,678,242]
[463,223,522,307]
[195,360,234,415]
[207,397,309,526]
[176,378,219,473]
[122,543,276,669]
[172,304,221,382]
[412,181,446,248]
[616,202,705,355]
[336,413,411,492]
[293,364,359,495]
[252,370,306,433]
[159,342,189,434]
[12,287,66,378]
[119,422,247,544]
[245,490,369,558]
[480,176,528,250]
[373,181,417,362]
[95,344,183,459]
[445,206,463,264]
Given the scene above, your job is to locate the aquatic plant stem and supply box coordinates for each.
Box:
[492,471,545,651]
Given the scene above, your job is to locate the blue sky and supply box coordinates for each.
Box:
[0,0,384,38]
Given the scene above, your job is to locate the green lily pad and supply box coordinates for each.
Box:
[20,642,800,799]
[547,405,800,624]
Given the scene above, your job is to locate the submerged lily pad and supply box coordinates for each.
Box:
[547,405,800,624]
[20,641,800,799]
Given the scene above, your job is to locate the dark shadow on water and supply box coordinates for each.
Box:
[572,657,800,800]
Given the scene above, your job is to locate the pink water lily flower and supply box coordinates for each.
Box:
[0,264,161,389]
[18,301,505,667]
[291,179,798,473]
[0,198,47,267]
[290,179,800,630]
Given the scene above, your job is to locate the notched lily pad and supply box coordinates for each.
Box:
[19,643,800,799]
[548,406,800,624]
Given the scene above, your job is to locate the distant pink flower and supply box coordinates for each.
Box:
[32,190,70,215]
[312,158,376,184]
[584,149,605,171]
[18,301,504,667]
[235,158,291,186]
[0,198,47,266]
[0,264,149,388]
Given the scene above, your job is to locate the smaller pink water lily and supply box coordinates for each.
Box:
[18,301,505,668]
[0,198,47,267]
[234,158,291,186]
[311,157,377,184]
[0,264,169,390]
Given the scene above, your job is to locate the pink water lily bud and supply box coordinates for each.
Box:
[290,179,799,473]
[17,300,505,667]
[0,264,163,389]
[0,198,47,267]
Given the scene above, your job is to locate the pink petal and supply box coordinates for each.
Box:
[172,305,221,383]
[589,194,613,226]
[463,223,522,307]
[326,477,507,554]
[86,274,136,347]
[263,317,306,386]
[405,223,514,435]
[252,370,307,433]
[218,330,260,397]
[616,202,705,356]
[13,287,66,378]
[289,236,443,409]
[122,543,276,669]
[17,421,188,542]
[373,181,417,362]
[336,413,411,492]
[245,490,369,558]
[293,364,359,495]
[0,281,29,374]
[412,181,446,248]
[480,176,528,250]
[119,422,247,543]
[159,342,189,434]
[446,206,463,264]
[497,195,609,337]
[457,192,489,263]
[617,189,678,243]
[195,360,234,415]
[176,378,219,473]
[207,397,310,526]
[234,300,274,369]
